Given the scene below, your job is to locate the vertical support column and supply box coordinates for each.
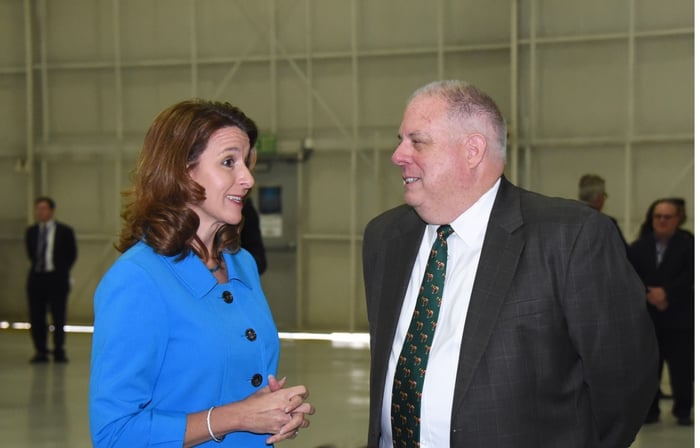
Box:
[189,0,198,98]
[296,0,314,330]
[436,0,444,80]
[525,0,538,190]
[39,0,48,141]
[304,0,313,137]
[624,0,636,238]
[509,0,519,185]
[113,0,124,234]
[269,0,278,134]
[23,0,35,223]
[348,0,360,331]
[38,0,49,195]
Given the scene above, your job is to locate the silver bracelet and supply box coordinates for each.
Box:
[207,406,224,443]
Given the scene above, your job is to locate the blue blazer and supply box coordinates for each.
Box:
[363,177,658,448]
[89,241,280,447]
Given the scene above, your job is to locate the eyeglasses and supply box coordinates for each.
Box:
[653,214,677,220]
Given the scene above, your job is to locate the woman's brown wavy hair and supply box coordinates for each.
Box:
[117,99,258,265]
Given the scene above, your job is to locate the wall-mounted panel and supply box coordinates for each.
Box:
[0,74,26,148]
[273,0,310,55]
[122,67,193,135]
[634,36,693,135]
[277,62,312,136]
[445,0,511,46]
[0,0,25,67]
[196,0,269,59]
[538,41,628,138]
[536,0,629,37]
[45,0,113,62]
[358,1,438,52]
[120,0,192,60]
[311,0,352,53]
[359,54,437,131]
[637,0,694,31]
[310,59,355,137]
[48,70,116,137]
[304,151,351,234]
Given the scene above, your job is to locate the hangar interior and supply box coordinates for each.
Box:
[1,0,693,332]
[0,1,694,447]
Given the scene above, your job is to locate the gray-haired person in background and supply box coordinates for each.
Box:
[578,173,626,246]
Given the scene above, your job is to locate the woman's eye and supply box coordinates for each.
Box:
[222,158,235,167]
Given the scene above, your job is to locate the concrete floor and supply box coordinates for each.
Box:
[0,330,692,447]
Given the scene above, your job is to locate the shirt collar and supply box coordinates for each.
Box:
[427,177,501,245]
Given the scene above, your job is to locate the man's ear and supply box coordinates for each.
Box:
[464,132,487,169]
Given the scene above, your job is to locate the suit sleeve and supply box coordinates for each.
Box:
[362,219,384,339]
[65,225,78,269]
[664,233,694,306]
[562,213,658,448]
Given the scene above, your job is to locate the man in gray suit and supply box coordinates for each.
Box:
[362,80,658,447]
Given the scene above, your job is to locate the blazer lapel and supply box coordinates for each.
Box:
[373,209,425,393]
[452,178,525,411]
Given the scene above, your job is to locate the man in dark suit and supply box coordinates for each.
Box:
[25,196,77,363]
[362,81,658,447]
[628,199,694,426]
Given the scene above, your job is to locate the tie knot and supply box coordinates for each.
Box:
[437,225,453,241]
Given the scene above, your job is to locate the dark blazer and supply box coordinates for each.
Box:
[627,229,694,330]
[362,177,658,448]
[25,221,77,278]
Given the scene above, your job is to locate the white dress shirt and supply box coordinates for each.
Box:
[41,220,57,272]
[379,178,500,448]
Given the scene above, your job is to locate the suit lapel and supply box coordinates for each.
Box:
[452,178,525,411]
[373,209,425,395]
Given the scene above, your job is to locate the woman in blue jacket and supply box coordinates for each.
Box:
[89,99,314,447]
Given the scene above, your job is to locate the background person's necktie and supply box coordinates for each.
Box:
[656,242,666,266]
[36,224,47,272]
[391,224,453,447]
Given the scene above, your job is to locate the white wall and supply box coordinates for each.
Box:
[0,0,693,331]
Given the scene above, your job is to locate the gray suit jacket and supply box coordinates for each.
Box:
[362,177,658,448]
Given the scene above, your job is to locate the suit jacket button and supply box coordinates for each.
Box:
[251,373,263,387]
[246,328,257,341]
